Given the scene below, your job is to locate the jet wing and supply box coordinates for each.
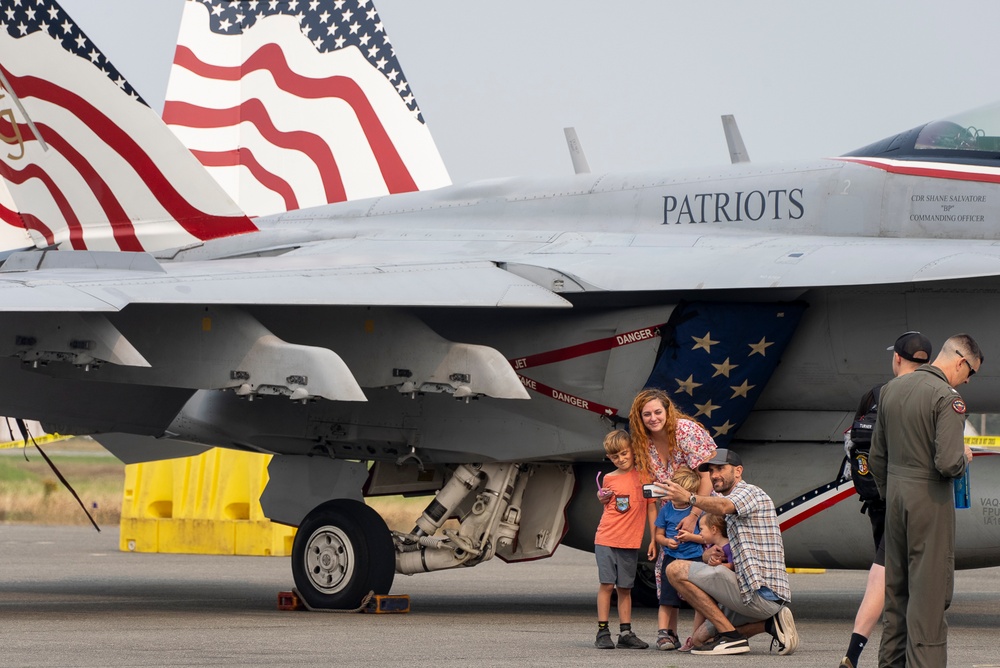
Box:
[191,229,1000,296]
[2,231,992,316]
[0,252,570,311]
[502,233,1000,292]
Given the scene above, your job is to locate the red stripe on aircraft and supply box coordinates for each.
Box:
[779,451,998,532]
[509,323,665,371]
[0,203,24,229]
[516,374,618,417]
[0,118,143,251]
[172,44,418,194]
[836,157,1000,184]
[778,485,858,533]
[164,99,348,204]
[18,213,54,247]
[781,450,1000,531]
[0,161,81,248]
[0,68,257,246]
[192,148,300,211]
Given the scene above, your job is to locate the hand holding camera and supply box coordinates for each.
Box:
[642,482,668,498]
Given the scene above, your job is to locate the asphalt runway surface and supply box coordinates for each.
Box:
[3,525,1000,667]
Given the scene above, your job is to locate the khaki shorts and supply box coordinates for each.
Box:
[687,561,783,629]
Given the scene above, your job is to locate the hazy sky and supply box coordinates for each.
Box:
[59,0,1000,185]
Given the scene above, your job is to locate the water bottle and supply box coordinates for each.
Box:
[954,463,971,509]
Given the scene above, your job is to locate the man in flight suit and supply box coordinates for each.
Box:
[839,331,933,668]
[869,334,982,668]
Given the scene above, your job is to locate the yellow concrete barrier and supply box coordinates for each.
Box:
[120,448,296,556]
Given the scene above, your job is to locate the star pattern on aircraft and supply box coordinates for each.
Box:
[193,0,425,120]
[694,399,720,418]
[749,336,775,357]
[712,420,736,437]
[646,303,806,447]
[711,357,738,378]
[691,332,719,353]
[675,374,702,396]
[1,0,144,102]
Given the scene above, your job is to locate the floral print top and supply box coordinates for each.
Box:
[646,418,717,483]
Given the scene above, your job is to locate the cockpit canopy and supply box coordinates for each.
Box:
[845,101,1000,163]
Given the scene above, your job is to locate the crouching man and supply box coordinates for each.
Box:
[658,448,799,656]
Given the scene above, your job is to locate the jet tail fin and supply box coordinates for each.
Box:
[0,1,257,252]
[0,181,31,255]
[163,0,452,217]
[563,127,591,175]
[721,114,751,164]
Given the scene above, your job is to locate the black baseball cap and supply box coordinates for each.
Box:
[888,331,932,363]
[698,448,743,472]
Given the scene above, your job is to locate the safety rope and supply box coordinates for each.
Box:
[8,417,100,532]
[292,589,375,613]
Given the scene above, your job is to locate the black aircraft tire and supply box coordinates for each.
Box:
[632,559,659,608]
[291,499,395,610]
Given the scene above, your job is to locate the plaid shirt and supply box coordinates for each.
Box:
[725,480,791,605]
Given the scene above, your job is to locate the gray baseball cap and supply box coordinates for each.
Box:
[697,448,742,472]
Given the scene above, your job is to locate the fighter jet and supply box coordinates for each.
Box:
[0,0,998,610]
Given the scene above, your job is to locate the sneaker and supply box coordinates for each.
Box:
[678,636,695,652]
[770,605,799,656]
[839,658,856,668]
[690,634,750,655]
[655,631,681,651]
[594,629,614,650]
[616,631,649,649]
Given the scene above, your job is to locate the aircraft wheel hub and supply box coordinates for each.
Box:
[304,526,355,594]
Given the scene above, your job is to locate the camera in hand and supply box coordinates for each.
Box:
[642,483,667,498]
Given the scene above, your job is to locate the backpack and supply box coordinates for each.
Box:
[848,385,883,503]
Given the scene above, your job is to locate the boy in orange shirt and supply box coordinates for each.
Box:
[594,430,657,649]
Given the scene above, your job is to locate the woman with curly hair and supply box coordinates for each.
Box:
[629,388,717,598]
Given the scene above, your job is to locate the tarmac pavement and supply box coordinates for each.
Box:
[2,524,1000,667]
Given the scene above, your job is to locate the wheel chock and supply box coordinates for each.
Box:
[363,594,410,614]
[277,591,302,611]
[278,590,410,613]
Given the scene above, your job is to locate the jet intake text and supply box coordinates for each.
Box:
[662,189,804,224]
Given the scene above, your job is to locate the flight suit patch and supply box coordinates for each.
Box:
[615,495,631,513]
[952,399,967,414]
[855,452,870,476]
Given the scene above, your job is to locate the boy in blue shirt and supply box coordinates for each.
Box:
[653,466,703,650]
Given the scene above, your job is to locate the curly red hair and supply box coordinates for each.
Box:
[628,388,698,479]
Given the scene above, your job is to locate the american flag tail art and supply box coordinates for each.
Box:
[163,0,452,218]
[0,0,257,253]
[0,180,31,254]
